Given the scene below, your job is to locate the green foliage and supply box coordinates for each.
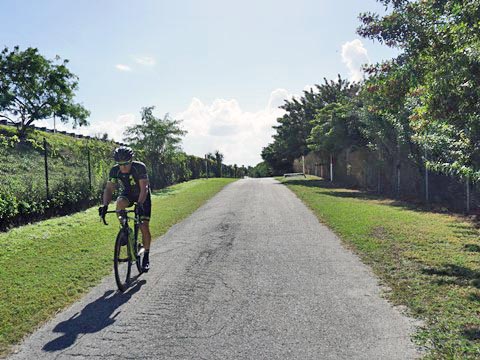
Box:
[358,0,480,181]
[0,125,116,229]
[308,80,365,154]
[263,76,363,174]
[248,161,272,178]
[0,46,90,136]
[214,150,223,177]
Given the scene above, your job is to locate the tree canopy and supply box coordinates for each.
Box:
[0,46,90,136]
[124,106,186,187]
[358,0,480,180]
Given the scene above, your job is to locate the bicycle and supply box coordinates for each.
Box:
[100,206,145,292]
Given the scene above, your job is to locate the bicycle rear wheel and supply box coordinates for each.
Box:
[114,229,132,292]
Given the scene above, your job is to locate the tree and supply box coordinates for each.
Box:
[0,46,90,137]
[124,106,186,188]
[248,161,272,178]
[358,0,480,181]
[308,79,364,155]
[214,150,224,177]
[263,75,361,174]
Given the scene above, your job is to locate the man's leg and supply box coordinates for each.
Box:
[139,222,151,250]
[140,222,151,271]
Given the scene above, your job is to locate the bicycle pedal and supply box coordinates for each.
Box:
[137,247,145,256]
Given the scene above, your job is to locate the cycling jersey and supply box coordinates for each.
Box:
[108,161,152,221]
[108,161,149,200]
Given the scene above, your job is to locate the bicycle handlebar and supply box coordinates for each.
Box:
[100,209,138,226]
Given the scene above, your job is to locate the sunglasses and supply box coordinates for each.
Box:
[117,161,132,166]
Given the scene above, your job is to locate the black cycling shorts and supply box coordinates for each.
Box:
[117,191,151,221]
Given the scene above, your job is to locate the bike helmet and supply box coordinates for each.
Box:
[113,146,134,162]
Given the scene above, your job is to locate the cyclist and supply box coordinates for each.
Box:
[99,146,152,272]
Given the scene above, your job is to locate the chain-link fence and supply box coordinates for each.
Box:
[294,149,479,214]
[0,126,238,230]
[0,132,117,229]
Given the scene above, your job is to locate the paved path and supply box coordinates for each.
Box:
[10,178,420,359]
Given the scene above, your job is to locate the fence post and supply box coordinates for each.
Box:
[43,137,50,200]
[466,176,470,214]
[87,142,92,192]
[205,155,208,179]
[425,147,429,205]
[330,154,333,182]
[396,163,401,197]
[377,167,381,194]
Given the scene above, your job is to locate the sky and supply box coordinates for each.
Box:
[0,0,397,167]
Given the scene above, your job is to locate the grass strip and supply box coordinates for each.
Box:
[280,176,480,359]
[0,178,236,356]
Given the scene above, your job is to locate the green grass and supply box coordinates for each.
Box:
[280,176,480,359]
[0,178,236,356]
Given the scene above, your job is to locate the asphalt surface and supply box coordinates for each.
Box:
[10,178,421,359]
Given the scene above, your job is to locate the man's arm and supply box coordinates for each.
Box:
[102,181,116,206]
[137,178,149,204]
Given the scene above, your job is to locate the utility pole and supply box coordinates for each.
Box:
[466,176,470,214]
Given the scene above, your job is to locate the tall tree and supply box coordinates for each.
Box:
[214,150,224,177]
[0,46,89,137]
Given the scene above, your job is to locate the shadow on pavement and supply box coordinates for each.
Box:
[42,279,146,352]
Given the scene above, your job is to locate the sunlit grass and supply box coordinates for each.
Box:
[281,176,480,359]
[0,178,236,356]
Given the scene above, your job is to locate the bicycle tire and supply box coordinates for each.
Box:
[114,229,132,292]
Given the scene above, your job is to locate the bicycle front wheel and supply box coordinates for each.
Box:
[114,229,132,292]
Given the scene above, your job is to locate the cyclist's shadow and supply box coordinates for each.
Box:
[43,279,146,352]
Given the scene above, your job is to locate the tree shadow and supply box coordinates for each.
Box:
[464,244,480,253]
[462,324,480,341]
[422,264,480,289]
[42,279,146,352]
[281,179,429,211]
[152,188,175,196]
[280,179,480,222]
[469,292,480,302]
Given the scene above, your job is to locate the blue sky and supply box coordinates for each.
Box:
[1,0,396,166]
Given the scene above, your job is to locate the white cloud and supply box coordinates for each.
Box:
[81,113,138,141]
[134,56,156,66]
[341,39,370,82]
[115,64,132,72]
[176,89,290,167]
[267,88,290,110]
[34,88,302,167]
